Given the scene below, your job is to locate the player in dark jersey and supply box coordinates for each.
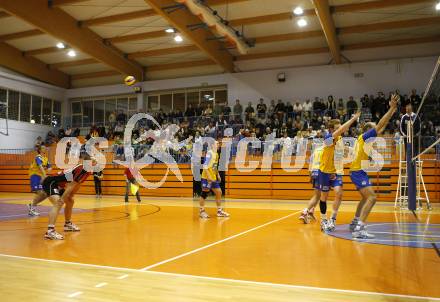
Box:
[42,164,91,240]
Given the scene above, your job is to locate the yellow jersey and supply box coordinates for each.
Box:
[310,147,323,171]
[334,138,345,175]
[319,133,341,174]
[350,129,377,172]
[28,154,50,177]
[202,150,219,181]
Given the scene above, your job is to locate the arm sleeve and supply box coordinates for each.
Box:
[362,128,377,141]
[35,156,43,166]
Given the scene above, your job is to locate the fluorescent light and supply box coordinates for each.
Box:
[297,18,308,27]
[174,34,183,43]
[67,50,77,57]
[293,6,303,15]
[165,28,175,33]
[56,42,65,49]
[436,2,440,10]
[30,119,35,124]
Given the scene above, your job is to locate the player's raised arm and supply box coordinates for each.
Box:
[333,111,361,138]
[375,94,398,135]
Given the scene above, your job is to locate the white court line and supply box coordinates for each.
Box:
[0,253,438,301]
[140,211,300,271]
[116,274,129,280]
[67,291,82,298]
[94,282,107,288]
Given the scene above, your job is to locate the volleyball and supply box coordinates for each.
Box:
[124,75,136,86]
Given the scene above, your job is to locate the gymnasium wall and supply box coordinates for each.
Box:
[0,67,66,149]
[66,56,438,105]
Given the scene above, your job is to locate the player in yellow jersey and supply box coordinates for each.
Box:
[199,141,229,219]
[318,112,361,231]
[349,95,398,239]
[28,145,51,216]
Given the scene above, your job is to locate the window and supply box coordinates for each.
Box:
[160,94,172,113]
[214,90,227,106]
[105,99,116,126]
[82,101,93,127]
[18,92,29,122]
[147,95,159,111]
[0,89,6,119]
[53,100,62,114]
[8,91,20,121]
[128,97,137,117]
[42,98,52,125]
[72,102,81,114]
[72,115,81,128]
[94,100,105,125]
[52,100,62,127]
[173,92,186,112]
[31,96,42,124]
[117,97,128,114]
[187,91,200,108]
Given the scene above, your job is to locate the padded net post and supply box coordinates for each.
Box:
[406,120,417,211]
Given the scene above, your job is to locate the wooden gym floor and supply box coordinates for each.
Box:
[0,192,439,302]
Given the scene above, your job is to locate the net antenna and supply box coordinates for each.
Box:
[0,102,8,136]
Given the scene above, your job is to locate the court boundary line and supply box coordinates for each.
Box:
[0,253,438,301]
[140,211,300,271]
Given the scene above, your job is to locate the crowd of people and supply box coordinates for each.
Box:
[36,89,440,161]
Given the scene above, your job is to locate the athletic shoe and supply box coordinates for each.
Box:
[320,219,329,232]
[327,218,336,232]
[199,210,210,219]
[44,229,64,240]
[352,225,375,239]
[217,209,230,217]
[349,219,359,232]
[28,204,40,217]
[64,222,80,232]
[308,211,317,221]
[299,211,310,224]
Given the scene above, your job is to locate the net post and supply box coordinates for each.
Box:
[406,120,416,211]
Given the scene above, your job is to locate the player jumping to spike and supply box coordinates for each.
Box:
[350,94,399,239]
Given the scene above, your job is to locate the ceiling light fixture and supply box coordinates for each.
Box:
[436,2,440,10]
[297,18,308,27]
[174,34,183,43]
[293,6,304,15]
[56,42,65,49]
[165,28,176,33]
[67,50,77,57]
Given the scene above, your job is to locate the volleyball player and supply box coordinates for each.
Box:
[299,145,322,224]
[318,112,361,231]
[28,145,51,216]
[42,163,91,240]
[199,141,229,219]
[350,95,398,239]
[124,167,141,203]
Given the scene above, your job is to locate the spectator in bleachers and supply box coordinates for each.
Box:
[326,95,336,118]
[303,99,312,114]
[223,103,231,119]
[245,102,254,121]
[45,131,56,145]
[293,101,303,118]
[274,99,285,121]
[268,100,276,117]
[233,99,243,119]
[108,111,116,129]
[116,110,127,125]
[409,89,421,108]
[337,98,345,118]
[346,96,358,116]
[285,101,294,119]
[185,103,195,118]
[256,98,267,118]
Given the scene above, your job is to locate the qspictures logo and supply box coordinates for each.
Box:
[54,113,388,189]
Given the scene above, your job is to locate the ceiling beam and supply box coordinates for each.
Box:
[312,0,341,64]
[128,45,198,59]
[206,0,249,5]
[50,0,89,7]
[144,0,234,72]
[109,30,167,43]
[236,47,329,61]
[0,29,43,42]
[333,0,434,13]
[342,35,440,51]
[339,16,440,35]
[0,41,69,87]
[148,59,215,72]
[50,58,97,69]
[254,30,323,44]
[82,9,157,27]
[71,70,120,81]
[0,0,143,80]
[24,46,63,56]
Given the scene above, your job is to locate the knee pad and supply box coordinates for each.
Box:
[201,191,208,199]
[319,201,327,214]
